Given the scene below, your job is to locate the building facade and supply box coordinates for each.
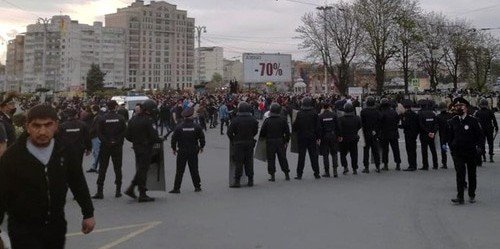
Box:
[194,46,223,84]
[223,59,243,85]
[5,35,24,92]
[105,0,195,90]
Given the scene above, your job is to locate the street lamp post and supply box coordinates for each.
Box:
[316,6,332,94]
[37,17,50,92]
[194,25,206,85]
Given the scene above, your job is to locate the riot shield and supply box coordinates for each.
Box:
[254,138,267,162]
[290,110,299,153]
[146,141,166,191]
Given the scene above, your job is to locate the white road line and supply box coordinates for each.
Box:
[66,221,160,237]
[98,222,161,249]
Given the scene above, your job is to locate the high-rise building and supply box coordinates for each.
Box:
[223,59,243,85]
[23,16,126,93]
[105,0,195,90]
[194,46,223,84]
[5,35,24,92]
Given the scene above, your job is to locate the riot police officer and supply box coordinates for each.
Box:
[292,97,321,179]
[360,96,382,173]
[436,102,454,168]
[259,103,291,181]
[125,100,160,202]
[379,98,401,171]
[58,108,92,172]
[170,107,205,193]
[475,98,498,163]
[418,100,439,170]
[227,102,259,188]
[93,100,127,199]
[399,100,420,171]
[319,102,340,177]
[338,103,362,174]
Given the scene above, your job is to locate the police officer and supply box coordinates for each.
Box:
[227,102,259,188]
[58,108,92,173]
[124,100,160,202]
[259,103,291,181]
[338,103,362,175]
[448,98,484,204]
[319,102,341,177]
[169,107,205,193]
[475,98,498,163]
[399,100,420,171]
[0,93,17,147]
[418,100,439,170]
[379,98,401,171]
[436,102,454,168]
[93,100,127,199]
[292,97,321,180]
[360,96,382,173]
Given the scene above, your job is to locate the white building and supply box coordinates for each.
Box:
[194,46,223,84]
[223,59,243,85]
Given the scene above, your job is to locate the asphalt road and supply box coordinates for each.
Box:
[3,114,500,249]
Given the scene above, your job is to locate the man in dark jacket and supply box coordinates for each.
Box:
[338,103,362,174]
[319,102,341,177]
[418,100,439,170]
[170,107,205,193]
[227,102,259,188]
[58,108,92,175]
[0,104,95,249]
[379,98,401,171]
[399,101,420,171]
[475,98,498,163]
[93,100,127,199]
[0,93,17,147]
[259,103,291,181]
[448,98,484,204]
[292,97,321,179]
[87,105,104,173]
[117,103,130,121]
[436,102,454,168]
[361,96,382,173]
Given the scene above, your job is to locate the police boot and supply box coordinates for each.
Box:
[333,168,338,178]
[247,177,254,187]
[343,167,349,175]
[482,154,487,162]
[382,164,389,171]
[353,169,357,175]
[268,174,275,182]
[490,155,495,163]
[124,185,137,199]
[285,172,290,181]
[92,186,104,199]
[230,179,241,188]
[375,165,381,173]
[115,185,122,198]
[396,164,401,171]
[138,192,155,203]
[322,169,331,178]
[362,167,369,174]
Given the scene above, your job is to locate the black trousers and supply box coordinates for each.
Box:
[233,143,254,180]
[452,154,477,199]
[363,136,380,168]
[132,145,153,192]
[8,219,66,249]
[174,152,201,189]
[266,139,290,175]
[296,138,320,177]
[405,135,418,169]
[220,118,229,134]
[97,144,123,187]
[340,140,358,170]
[483,130,494,156]
[420,135,438,168]
[321,138,339,173]
[199,116,207,131]
[439,137,448,167]
[380,137,401,165]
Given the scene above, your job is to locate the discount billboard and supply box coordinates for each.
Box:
[243,53,292,83]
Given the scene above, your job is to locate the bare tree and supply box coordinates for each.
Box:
[442,20,474,90]
[467,32,500,91]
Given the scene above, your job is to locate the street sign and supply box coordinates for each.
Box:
[243,53,292,83]
[348,87,363,97]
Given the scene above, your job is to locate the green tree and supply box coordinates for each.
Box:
[211,72,223,87]
[86,63,106,94]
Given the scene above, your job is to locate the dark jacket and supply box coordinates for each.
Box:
[171,119,205,154]
[259,115,290,143]
[0,133,94,230]
[360,107,381,139]
[117,108,130,121]
[89,112,104,139]
[126,113,159,146]
[380,107,400,140]
[338,112,362,142]
[418,109,438,136]
[227,113,259,145]
[97,111,127,146]
[436,111,454,142]
[400,110,420,138]
[292,108,321,140]
[58,118,92,153]
[447,115,484,155]
[475,108,498,133]
[0,112,16,147]
[319,110,341,139]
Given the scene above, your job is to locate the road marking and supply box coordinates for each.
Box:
[67,221,162,249]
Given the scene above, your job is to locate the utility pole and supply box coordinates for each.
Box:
[316,6,332,94]
[37,17,50,92]
[194,25,206,85]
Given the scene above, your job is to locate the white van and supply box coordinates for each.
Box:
[112,95,150,119]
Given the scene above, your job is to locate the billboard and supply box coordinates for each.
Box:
[243,53,292,83]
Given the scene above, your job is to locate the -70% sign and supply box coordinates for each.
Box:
[259,63,284,77]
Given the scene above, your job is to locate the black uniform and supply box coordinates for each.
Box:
[126,113,160,194]
[0,134,94,249]
[380,106,401,169]
[292,107,321,178]
[96,111,127,193]
[0,112,15,147]
[171,119,205,191]
[58,118,92,172]
[475,107,498,160]
[117,107,130,121]
[227,111,259,184]
[400,109,420,170]
[418,109,439,169]
[448,115,484,201]
[360,107,381,170]
[319,109,340,176]
[436,111,454,168]
[338,112,362,172]
[259,114,291,176]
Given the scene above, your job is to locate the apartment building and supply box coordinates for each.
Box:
[5,35,24,92]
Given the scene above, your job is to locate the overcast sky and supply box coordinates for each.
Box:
[0,0,499,63]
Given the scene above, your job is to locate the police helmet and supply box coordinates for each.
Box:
[107,100,118,110]
[479,98,489,108]
[270,103,282,115]
[343,103,355,113]
[141,99,158,114]
[237,101,252,113]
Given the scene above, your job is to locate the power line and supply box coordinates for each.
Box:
[0,0,40,18]
[277,0,320,7]
[455,3,500,15]
[204,35,299,46]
